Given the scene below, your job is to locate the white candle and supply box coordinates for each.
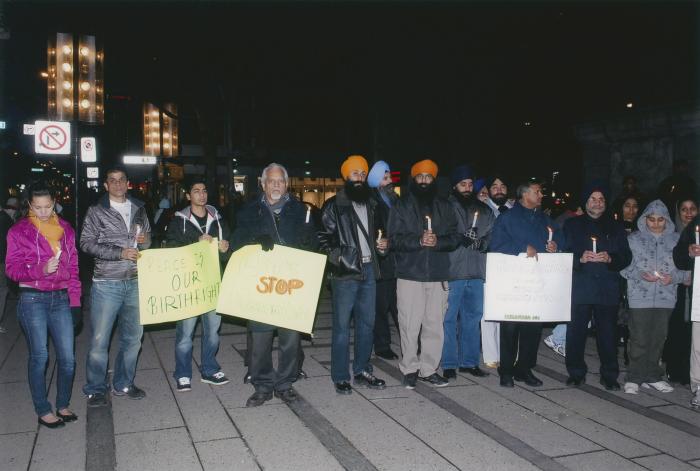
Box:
[218,223,222,241]
[471,211,479,228]
[55,249,62,260]
[695,225,699,245]
[425,216,432,232]
[547,226,553,242]
[376,229,383,244]
[133,224,141,248]
[591,237,597,254]
[653,270,661,279]
[305,207,311,224]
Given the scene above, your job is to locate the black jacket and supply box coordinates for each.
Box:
[165,205,231,268]
[388,192,461,282]
[319,189,380,281]
[372,188,398,280]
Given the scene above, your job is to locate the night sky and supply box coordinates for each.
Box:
[4,1,699,185]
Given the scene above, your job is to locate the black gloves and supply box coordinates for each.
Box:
[255,234,275,251]
[71,307,83,329]
[463,228,483,251]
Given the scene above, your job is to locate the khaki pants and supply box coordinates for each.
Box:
[481,319,500,364]
[397,279,448,377]
[691,322,700,393]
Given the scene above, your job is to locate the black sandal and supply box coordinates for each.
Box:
[56,410,78,422]
[38,416,65,428]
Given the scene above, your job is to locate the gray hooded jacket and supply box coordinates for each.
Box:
[621,199,684,309]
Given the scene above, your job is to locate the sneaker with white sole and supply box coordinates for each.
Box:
[543,335,566,357]
[624,382,639,394]
[642,381,674,393]
[543,335,556,349]
[201,371,229,385]
[176,377,192,392]
[691,391,700,409]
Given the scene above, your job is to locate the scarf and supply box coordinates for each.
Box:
[28,210,64,255]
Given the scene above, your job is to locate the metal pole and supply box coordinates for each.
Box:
[74,119,79,229]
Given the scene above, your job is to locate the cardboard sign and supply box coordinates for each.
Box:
[484,252,573,322]
[137,240,221,325]
[691,268,700,322]
[217,245,327,333]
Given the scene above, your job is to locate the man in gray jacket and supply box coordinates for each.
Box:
[81,166,151,406]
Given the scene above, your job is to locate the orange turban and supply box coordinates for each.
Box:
[341,155,369,179]
[411,159,438,178]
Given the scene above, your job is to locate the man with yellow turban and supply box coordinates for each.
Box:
[388,159,461,388]
[319,155,387,395]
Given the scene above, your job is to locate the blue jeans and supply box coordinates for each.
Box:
[17,290,75,416]
[331,263,376,383]
[442,279,484,369]
[552,324,567,347]
[84,279,143,395]
[174,310,222,379]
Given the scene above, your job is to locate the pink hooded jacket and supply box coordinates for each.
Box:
[5,217,81,307]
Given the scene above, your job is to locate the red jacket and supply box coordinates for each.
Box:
[5,217,81,307]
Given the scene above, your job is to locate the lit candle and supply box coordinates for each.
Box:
[471,211,479,228]
[547,226,553,242]
[591,236,597,254]
[695,225,699,245]
[218,223,223,242]
[425,216,432,232]
[376,229,383,244]
[614,213,618,221]
[305,207,311,224]
[133,224,141,248]
[653,270,661,279]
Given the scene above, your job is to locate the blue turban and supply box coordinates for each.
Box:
[367,160,391,188]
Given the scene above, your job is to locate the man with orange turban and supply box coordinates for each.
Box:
[319,155,387,395]
[388,159,461,388]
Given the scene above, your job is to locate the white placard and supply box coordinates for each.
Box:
[691,268,700,322]
[484,252,573,322]
[34,120,71,155]
[124,155,157,165]
[23,124,35,135]
[81,137,97,162]
[86,167,99,178]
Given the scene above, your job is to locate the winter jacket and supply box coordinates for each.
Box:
[621,200,684,309]
[673,215,700,312]
[165,204,231,268]
[319,189,381,281]
[388,192,461,282]
[489,202,564,256]
[563,213,632,306]
[80,194,152,280]
[5,217,81,307]
[0,210,12,263]
[372,188,398,280]
[447,194,495,280]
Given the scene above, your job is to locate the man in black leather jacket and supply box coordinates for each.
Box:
[319,155,387,395]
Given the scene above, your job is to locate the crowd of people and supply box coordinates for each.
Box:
[1,156,699,430]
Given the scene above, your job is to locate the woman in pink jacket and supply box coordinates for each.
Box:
[5,183,81,428]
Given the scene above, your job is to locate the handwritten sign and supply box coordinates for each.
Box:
[217,245,327,333]
[137,240,221,325]
[484,253,573,322]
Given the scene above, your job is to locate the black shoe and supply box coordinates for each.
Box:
[297,369,308,380]
[56,410,78,422]
[246,391,273,407]
[443,368,457,379]
[566,376,585,387]
[514,372,543,387]
[38,416,65,429]
[335,381,352,395]
[87,392,107,408]
[600,378,621,391]
[375,349,399,360]
[243,371,252,384]
[112,385,146,399]
[419,373,449,387]
[274,388,299,404]
[404,372,418,389]
[500,375,514,388]
[459,366,490,378]
[353,371,386,390]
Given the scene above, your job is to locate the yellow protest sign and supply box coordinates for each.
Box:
[137,240,221,325]
[217,245,327,333]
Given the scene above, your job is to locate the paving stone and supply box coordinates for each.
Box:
[556,450,646,470]
[544,388,700,460]
[651,404,700,428]
[195,438,260,471]
[298,355,331,378]
[440,385,602,457]
[0,381,37,434]
[633,453,700,470]
[211,361,284,410]
[228,403,343,471]
[0,335,29,383]
[0,432,34,471]
[112,368,184,435]
[115,427,202,471]
[172,377,239,443]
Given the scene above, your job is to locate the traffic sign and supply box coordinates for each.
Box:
[86,167,99,178]
[81,137,97,162]
[34,120,71,155]
[23,124,35,135]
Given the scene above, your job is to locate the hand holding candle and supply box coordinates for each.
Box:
[695,225,699,245]
[547,226,553,242]
[54,248,62,260]
[471,211,479,228]
[425,215,432,232]
[133,224,142,248]
[376,229,383,244]
[305,207,311,224]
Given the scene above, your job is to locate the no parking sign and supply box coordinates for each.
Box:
[34,120,71,155]
[81,137,97,162]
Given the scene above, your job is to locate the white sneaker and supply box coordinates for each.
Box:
[624,382,639,394]
[642,381,674,393]
[553,344,566,357]
[543,335,556,350]
[176,377,192,392]
[691,391,700,409]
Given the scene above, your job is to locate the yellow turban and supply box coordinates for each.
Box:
[411,159,438,178]
[341,155,369,179]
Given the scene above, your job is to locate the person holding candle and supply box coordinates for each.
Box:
[367,160,400,360]
[562,183,632,390]
[319,155,387,395]
[441,165,495,379]
[621,200,684,394]
[388,159,461,388]
[232,163,319,406]
[81,166,151,406]
[5,182,81,428]
[166,177,232,392]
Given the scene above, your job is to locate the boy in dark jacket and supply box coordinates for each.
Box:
[166,178,231,392]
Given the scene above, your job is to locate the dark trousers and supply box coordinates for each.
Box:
[499,321,542,377]
[246,329,305,371]
[249,328,300,393]
[566,304,619,382]
[663,286,691,383]
[373,278,399,352]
